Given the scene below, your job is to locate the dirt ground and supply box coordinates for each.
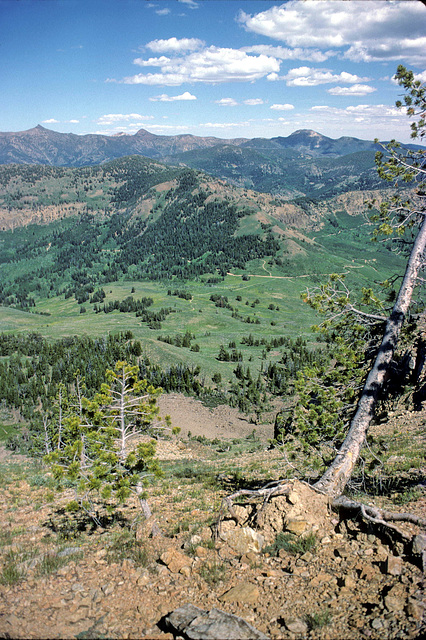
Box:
[157,393,274,442]
[0,397,424,640]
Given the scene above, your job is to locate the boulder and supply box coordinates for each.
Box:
[219,526,264,555]
[162,604,268,639]
[160,548,192,574]
[218,582,260,605]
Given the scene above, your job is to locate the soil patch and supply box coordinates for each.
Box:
[157,393,273,442]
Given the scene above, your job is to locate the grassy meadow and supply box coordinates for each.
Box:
[0,215,405,388]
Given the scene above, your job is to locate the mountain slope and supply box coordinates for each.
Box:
[164,145,384,198]
[0,155,403,313]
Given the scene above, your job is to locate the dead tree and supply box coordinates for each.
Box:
[217,66,426,544]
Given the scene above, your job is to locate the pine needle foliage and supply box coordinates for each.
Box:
[45,361,166,523]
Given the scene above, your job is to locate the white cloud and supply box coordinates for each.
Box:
[215,98,238,107]
[283,67,371,87]
[304,102,413,142]
[310,103,407,121]
[199,121,252,130]
[242,44,333,63]
[146,37,204,53]
[133,56,171,67]
[327,84,376,96]
[43,118,59,124]
[270,103,294,111]
[150,91,197,102]
[67,119,80,123]
[239,1,426,66]
[155,8,170,16]
[123,46,280,85]
[178,0,199,9]
[244,98,264,106]
[145,123,194,133]
[414,70,426,83]
[96,113,154,126]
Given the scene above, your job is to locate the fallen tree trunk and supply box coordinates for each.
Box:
[313,213,426,498]
[216,216,426,547]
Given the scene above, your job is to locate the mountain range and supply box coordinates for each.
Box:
[0,125,384,167]
[1,125,402,199]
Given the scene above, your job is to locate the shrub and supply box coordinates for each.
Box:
[263,531,317,556]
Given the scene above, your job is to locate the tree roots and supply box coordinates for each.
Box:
[215,477,426,566]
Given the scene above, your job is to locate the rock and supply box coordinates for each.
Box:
[240,551,258,566]
[358,563,378,581]
[406,597,425,621]
[218,582,260,605]
[309,571,334,586]
[384,595,405,612]
[221,526,264,555]
[285,519,308,536]
[371,617,384,630]
[385,554,403,576]
[200,527,213,542]
[160,548,192,574]
[412,534,426,572]
[287,491,299,505]
[412,534,426,555]
[283,617,308,634]
[162,604,268,639]
[342,575,357,589]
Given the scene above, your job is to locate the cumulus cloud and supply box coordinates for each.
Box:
[199,120,251,130]
[42,118,59,124]
[146,37,204,53]
[242,44,333,63]
[96,113,153,125]
[311,103,406,120]
[123,46,279,85]
[304,102,412,141]
[239,0,426,66]
[328,84,376,96]
[244,98,264,106]
[270,103,294,111]
[149,91,197,102]
[178,0,199,9]
[283,67,371,87]
[414,70,426,83]
[215,98,238,107]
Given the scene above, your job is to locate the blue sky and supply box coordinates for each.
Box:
[1,0,425,142]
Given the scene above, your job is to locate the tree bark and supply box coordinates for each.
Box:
[314,214,426,498]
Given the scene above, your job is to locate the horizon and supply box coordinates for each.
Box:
[1,0,425,144]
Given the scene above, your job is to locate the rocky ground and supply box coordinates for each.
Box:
[0,394,424,640]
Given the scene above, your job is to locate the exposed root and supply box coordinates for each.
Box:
[215,477,426,556]
[214,480,291,540]
[332,495,426,541]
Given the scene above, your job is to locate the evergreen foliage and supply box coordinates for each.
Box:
[44,361,166,522]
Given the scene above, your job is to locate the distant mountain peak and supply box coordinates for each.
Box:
[29,124,51,133]
[292,129,322,136]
